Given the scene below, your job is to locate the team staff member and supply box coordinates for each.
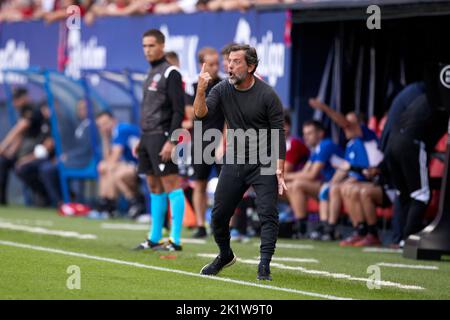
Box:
[194,44,287,281]
[186,47,225,239]
[134,29,186,252]
[385,81,448,239]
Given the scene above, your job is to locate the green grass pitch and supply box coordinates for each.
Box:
[1,206,450,300]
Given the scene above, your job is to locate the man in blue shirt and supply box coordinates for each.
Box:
[94,111,144,218]
[308,98,383,243]
[286,120,343,239]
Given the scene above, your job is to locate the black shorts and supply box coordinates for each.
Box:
[137,133,179,177]
[189,139,222,181]
[191,162,222,181]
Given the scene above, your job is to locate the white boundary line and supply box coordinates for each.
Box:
[197,254,424,291]
[101,223,149,231]
[0,222,96,240]
[0,240,351,300]
[0,218,54,227]
[363,248,402,254]
[100,224,206,244]
[376,262,439,270]
[255,256,319,263]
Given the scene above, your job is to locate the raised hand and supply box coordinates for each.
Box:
[197,63,212,93]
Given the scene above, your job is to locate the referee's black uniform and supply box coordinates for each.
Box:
[198,77,286,264]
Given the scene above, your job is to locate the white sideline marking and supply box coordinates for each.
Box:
[256,256,319,263]
[101,223,148,231]
[257,243,314,250]
[175,238,206,245]
[376,262,439,270]
[100,224,206,244]
[197,254,424,291]
[0,222,96,240]
[363,248,402,254]
[0,218,54,227]
[0,240,351,300]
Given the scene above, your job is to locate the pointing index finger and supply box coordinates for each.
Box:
[201,63,206,73]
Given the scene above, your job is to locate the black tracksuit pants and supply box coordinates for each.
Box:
[0,156,16,205]
[386,133,430,238]
[211,163,279,260]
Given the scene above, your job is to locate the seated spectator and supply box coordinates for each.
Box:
[38,99,94,205]
[0,88,45,205]
[286,120,343,239]
[0,0,37,22]
[200,0,251,12]
[308,98,383,243]
[94,111,145,218]
[14,102,56,206]
[42,0,88,23]
[84,0,139,25]
[153,0,198,15]
[354,161,397,247]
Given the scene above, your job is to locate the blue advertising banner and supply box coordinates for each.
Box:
[68,10,291,105]
[0,21,60,80]
[1,10,291,105]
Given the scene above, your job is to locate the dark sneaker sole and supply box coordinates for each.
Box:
[153,244,182,252]
[200,255,237,276]
[257,274,272,281]
[132,241,164,251]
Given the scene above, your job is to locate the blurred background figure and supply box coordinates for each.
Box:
[0,88,45,205]
[92,111,144,219]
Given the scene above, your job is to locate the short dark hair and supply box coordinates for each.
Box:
[220,43,237,56]
[284,110,292,126]
[95,110,114,119]
[142,29,165,44]
[12,87,28,100]
[165,51,179,62]
[228,44,259,74]
[198,47,218,64]
[303,120,325,132]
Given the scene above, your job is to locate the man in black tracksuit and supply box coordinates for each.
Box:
[385,81,448,239]
[194,44,287,280]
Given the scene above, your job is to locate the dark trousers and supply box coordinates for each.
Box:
[38,161,62,206]
[391,197,406,243]
[0,156,16,205]
[386,134,430,238]
[212,164,279,259]
[15,159,50,206]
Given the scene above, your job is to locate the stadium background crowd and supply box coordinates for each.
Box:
[0,0,449,253]
[0,0,297,22]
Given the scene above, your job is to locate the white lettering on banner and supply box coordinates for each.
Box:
[234,18,285,87]
[160,24,199,92]
[0,39,30,83]
[65,29,106,79]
